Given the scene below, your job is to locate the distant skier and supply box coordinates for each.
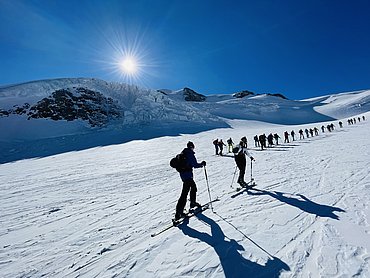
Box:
[299,129,304,139]
[305,128,310,138]
[309,128,314,137]
[174,141,206,221]
[290,130,295,141]
[321,125,325,133]
[274,133,280,145]
[314,127,319,136]
[339,121,343,128]
[258,134,266,150]
[241,136,248,148]
[284,131,289,143]
[267,133,274,147]
[234,139,255,186]
[254,135,260,147]
[218,139,226,156]
[213,139,219,155]
[227,137,234,153]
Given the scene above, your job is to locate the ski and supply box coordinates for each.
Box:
[236,179,257,191]
[151,198,220,237]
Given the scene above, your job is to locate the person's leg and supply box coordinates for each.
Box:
[188,179,200,208]
[176,181,191,217]
[236,156,246,184]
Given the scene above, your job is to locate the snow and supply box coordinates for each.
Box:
[0,79,370,277]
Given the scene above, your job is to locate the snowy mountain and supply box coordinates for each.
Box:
[0,78,370,277]
[1,78,369,163]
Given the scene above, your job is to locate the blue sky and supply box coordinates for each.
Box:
[1,0,369,99]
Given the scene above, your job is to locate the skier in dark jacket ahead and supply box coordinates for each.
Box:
[175,141,206,220]
[234,139,255,186]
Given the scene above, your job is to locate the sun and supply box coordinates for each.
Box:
[120,57,138,74]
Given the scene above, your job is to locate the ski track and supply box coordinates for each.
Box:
[1,117,370,277]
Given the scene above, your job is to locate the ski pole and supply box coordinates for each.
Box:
[204,166,214,212]
[231,166,238,188]
[250,159,253,182]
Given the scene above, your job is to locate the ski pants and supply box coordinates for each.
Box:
[176,179,197,214]
[235,154,246,183]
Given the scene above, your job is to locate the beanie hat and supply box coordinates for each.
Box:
[187,141,195,149]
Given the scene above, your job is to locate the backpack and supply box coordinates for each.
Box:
[170,152,189,172]
[232,146,240,154]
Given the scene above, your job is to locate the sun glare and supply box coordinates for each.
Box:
[120,57,137,74]
[93,24,158,85]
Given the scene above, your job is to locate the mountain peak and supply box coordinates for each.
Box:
[182,87,206,102]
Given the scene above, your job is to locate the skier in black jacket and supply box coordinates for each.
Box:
[234,139,255,186]
[175,141,206,220]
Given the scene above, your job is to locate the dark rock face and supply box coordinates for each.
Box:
[1,88,123,127]
[232,90,288,100]
[183,87,206,102]
[233,90,255,98]
[267,93,288,100]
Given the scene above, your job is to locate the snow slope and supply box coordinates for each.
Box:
[0,78,370,277]
[1,108,370,277]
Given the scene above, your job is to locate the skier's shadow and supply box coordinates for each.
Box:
[178,213,290,277]
[249,189,345,220]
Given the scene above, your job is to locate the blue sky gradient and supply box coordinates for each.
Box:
[1,0,370,99]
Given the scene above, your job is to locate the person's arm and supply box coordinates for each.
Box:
[187,152,204,168]
[242,148,255,160]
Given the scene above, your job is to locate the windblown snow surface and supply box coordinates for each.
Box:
[0,79,370,277]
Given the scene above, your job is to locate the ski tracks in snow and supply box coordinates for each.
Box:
[1,119,370,277]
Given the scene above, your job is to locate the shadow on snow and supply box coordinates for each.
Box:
[0,121,229,164]
[249,189,346,220]
[178,213,290,278]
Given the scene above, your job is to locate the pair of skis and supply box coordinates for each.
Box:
[151,198,219,237]
[235,178,257,191]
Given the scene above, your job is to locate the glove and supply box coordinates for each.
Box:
[201,161,206,166]
[251,157,255,161]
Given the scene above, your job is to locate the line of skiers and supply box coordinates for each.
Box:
[348,116,365,125]
[172,115,366,220]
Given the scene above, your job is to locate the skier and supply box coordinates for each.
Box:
[305,128,310,138]
[218,139,226,156]
[309,128,314,137]
[267,133,274,147]
[234,139,255,186]
[284,131,289,143]
[274,133,280,145]
[213,139,219,155]
[227,137,234,153]
[254,135,260,147]
[290,130,295,141]
[299,129,304,139]
[175,141,206,221]
[258,134,266,150]
[339,121,343,128]
[241,136,248,148]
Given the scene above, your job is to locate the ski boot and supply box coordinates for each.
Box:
[190,202,202,209]
[174,211,187,221]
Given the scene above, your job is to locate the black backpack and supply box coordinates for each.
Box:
[170,152,189,172]
[232,146,240,153]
